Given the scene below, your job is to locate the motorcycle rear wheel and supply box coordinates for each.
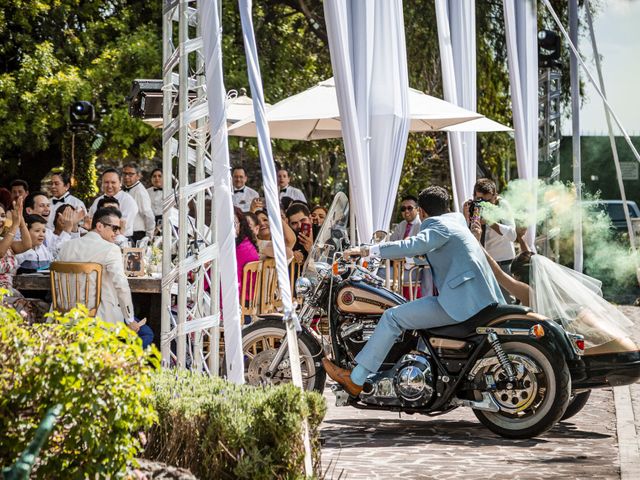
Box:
[241,319,326,392]
[473,341,571,439]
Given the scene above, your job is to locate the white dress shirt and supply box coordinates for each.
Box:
[47,192,86,229]
[483,198,516,262]
[233,185,259,212]
[147,186,163,217]
[279,185,307,204]
[15,244,54,268]
[89,190,139,237]
[122,182,155,237]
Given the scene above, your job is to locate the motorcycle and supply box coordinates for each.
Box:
[240,193,637,438]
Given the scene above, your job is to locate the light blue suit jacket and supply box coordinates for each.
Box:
[378,212,505,321]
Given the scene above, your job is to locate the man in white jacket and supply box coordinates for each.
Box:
[56,207,152,346]
[88,169,139,239]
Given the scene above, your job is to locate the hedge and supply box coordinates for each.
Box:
[145,370,327,479]
[0,298,160,479]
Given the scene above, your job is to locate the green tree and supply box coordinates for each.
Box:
[0,0,162,189]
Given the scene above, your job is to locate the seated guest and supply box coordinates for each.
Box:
[0,188,12,211]
[147,167,164,224]
[234,208,259,299]
[0,200,49,322]
[56,207,153,347]
[15,215,53,272]
[95,196,129,247]
[1,198,34,293]
[255,210,295,260]
[121,162,155,242]
[389,194,423,299]
[310,205,327,227]
[245,212,260,239]
[23,191,81,256]
[48,172,86,229]
[286,202,314,263]
[88,169,139,238]
[24,191,51,225]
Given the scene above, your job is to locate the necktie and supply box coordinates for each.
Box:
[234,188,245,194]
[153,187,162,192]
[52,197,65,205]
[403,222,412,239]
[122,187,131,192]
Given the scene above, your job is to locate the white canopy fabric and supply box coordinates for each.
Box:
[442,117,512,132]
[504,0,539,248]
[201,0,244,383]
[436,0,477,212]
[228,77,483,141]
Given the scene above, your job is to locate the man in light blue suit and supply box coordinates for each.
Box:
[322,186,505,396]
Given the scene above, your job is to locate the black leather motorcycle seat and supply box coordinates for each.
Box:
[423,303,532,338]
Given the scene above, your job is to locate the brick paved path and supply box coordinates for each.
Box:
[320,305,640,479]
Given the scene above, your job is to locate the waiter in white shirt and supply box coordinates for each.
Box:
[88,168,139,239]
[277,166,306,204]
[121,162,155,242]
[147,167,164,223]
[48,172,86,229]
[231,166,259,212]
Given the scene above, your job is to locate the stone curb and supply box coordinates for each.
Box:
[614,385,640,479]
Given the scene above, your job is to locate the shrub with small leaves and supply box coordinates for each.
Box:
[146,370,327,479]
[0,299,160,479]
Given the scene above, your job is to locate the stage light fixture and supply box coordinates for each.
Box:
[538,30,561,68]
[127,79,197,128]
[69,101,96,132]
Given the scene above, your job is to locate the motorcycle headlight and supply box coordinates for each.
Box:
[295,277,313,298]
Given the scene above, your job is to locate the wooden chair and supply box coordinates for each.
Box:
[260,258,280,314]
[390,259,405,295]
[289,259,304,303]
[50,261,103,316]
[240,260,263,322]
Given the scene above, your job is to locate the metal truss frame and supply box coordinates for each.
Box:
[161,0,220,373]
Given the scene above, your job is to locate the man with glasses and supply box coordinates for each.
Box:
[389,195,424,299]
[121,162,155,242]
[56,207,153,347]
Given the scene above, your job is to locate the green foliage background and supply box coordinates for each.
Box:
[0,0,591,213]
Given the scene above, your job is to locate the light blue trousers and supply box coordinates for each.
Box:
[351,296,457,385]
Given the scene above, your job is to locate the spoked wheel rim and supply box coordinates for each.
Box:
[475,342,558,431]
[243,326,318,390]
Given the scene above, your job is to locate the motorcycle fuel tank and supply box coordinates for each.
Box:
[336,278,405,315]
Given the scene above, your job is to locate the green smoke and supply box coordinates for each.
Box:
[479,179,639,295]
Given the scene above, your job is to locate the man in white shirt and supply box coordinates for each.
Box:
[48,172,86,229]
[277,167,307,204]
[56,207,153,347]
[88,168,139,239]
[121,162,155,242]
[232,166,259,212]
[147,167,163,222]
[464,178,516,302]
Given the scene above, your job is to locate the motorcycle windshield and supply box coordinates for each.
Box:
[302,191,350,283]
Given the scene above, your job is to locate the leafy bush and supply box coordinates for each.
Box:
[145,370,327,479]
[0,300,160,479]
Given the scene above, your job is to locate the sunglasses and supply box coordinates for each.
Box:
[400,205,415,212]
[101,222,121,233]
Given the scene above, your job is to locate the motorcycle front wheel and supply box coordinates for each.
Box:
[241,319,326,392]
[472,340,571,439]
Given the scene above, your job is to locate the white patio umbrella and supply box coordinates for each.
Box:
[442,117,513,132]
[227,77,507,140]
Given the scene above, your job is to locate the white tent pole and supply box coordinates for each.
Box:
[569,0,583,272]
[540,0,640,166]
[584,0,637,252]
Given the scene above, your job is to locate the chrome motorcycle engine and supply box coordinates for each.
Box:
[360,353,436,408]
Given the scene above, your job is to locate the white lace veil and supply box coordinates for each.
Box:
[529,254,632,348]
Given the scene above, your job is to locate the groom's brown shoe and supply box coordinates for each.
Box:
[322,358,363,397]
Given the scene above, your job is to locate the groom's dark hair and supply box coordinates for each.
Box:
[418,186,450,217]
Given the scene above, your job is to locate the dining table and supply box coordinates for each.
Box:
[14,273,164,348]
